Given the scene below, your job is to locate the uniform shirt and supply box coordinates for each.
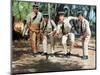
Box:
[81,18,91,37]
[41,19,56,34]
[57,16,78,34]
[26,11,42,26]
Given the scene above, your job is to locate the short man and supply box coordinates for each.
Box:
[77,13,91,60]
[40,13,56,55]
[26,4,43,54]
[56,11,78,57]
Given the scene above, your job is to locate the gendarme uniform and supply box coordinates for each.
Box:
[26,5,42,53]
[57,12,77,55]
[41,15,56,54]
[80,18,91,58]
[27,12,42,26]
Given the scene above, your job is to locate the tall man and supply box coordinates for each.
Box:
[40,13,56,55]
[77,13,91,60]
[26,4,43,54]
[56,11,78,57]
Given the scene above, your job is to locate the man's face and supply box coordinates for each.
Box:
[44,17,48,22]
[33,7,38,14]
[59,15,64,22]
[78,15,83,21]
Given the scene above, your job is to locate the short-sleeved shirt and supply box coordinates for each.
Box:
[57,16,78,34]
[81,18,91,37]
[41,19,56,34]
[26,11,42,26]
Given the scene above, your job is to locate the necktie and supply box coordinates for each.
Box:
[80,21,83,35]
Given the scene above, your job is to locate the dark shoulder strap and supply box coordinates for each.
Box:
[61,22,65,35]
[32,13,37,20]
[42,21,47,32]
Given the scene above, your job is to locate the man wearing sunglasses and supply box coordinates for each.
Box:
[26,3,43,55]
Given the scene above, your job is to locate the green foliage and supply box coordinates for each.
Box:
[12,0,96,37]
[12,1,96,24]
[12,1,33,20]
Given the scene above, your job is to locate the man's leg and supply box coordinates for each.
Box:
[42,35,48,54]
[50,35,55,54]
[68,33,75,54]
[62,35,68,55]
[31,32,37,53]
[82,36,90,59]
[36,32,40,52]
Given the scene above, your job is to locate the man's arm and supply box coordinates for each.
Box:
[51,20,57,31]
[47,20,57,35]
[26,12,37,30]
[68,16,78,21]
[84,20,91,37]
[26,14,31,25]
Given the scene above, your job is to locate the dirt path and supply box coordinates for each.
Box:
[12,39,96,74]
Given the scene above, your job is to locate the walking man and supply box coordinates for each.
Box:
[26,4,43,54]
[40,13,56,55]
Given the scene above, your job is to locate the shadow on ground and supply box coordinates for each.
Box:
[12,59,83,74]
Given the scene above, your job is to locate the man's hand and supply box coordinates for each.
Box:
[28,25,31,30]
[28,24,39,32]
[54,32,59,37]
[80,35,85,40]
[40,30,43,33]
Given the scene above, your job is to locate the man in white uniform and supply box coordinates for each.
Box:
[40,13,56,55]
[77,13,91,60]
[56,11,78,57]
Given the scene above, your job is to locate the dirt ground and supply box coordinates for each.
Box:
[11,38,96,74]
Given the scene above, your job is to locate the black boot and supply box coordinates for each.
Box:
[67,52,71,58]
[67,52,71,55]
[38,51,43,54]
[64,53,70,58]
[42,52,48,56]
[32,52,37,57]
[64,53,67,57]
[82,55,88,60]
